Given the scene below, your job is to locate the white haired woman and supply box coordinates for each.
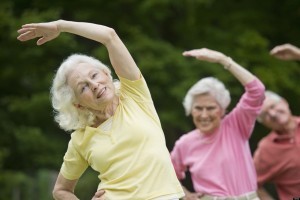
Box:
[170,48,265,200]
[17,20,184,200]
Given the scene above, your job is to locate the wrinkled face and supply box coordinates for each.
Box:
[67,63,115,110]
[191,93,224,134]
[259,97,291,131]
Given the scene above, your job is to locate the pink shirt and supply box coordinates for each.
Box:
[253,117,300,200]
[171,79,265,196]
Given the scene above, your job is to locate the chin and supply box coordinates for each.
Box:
[199,128,214,134]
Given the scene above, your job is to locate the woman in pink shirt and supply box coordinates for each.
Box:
[170,48,265,200]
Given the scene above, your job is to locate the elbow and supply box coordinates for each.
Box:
[52,187,76,200]
[52,188,66,200]
[52,188,59,200]
[104,28,119,46]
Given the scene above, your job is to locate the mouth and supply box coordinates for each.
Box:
[198,119,212,126]
[97,87,106,99]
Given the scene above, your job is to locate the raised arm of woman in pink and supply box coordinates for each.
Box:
[183,48,256,86]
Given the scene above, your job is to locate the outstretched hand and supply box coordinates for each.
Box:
[183,48,227,64]
[17,21,60,45]
[270,43,300,61]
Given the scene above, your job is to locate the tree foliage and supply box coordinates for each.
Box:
[1,0,299,198]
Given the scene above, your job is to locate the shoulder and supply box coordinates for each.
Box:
[257,132,276,147]
[69,128,87,146]
[174,129,199,146]
[254,132,278,159]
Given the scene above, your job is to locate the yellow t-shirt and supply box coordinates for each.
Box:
[60,76,184,200]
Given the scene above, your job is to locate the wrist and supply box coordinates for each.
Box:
[56,19,66,32]
[222,56,233,70]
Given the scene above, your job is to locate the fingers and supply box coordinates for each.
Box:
[94,189,105,196]
[17,30,36,41]
[183,49,202,57]
[17,27,35,34]
[270,44,292,55]
[37,37,47,45]
[91,189,105,200]
[270,46,282,55]
[17,26,41,42]
[17,23,45,43]
[183,48,212,57]
[22,23,39,28]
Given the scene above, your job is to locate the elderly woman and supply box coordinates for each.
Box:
[17,20,184,200]
[170,48,265,200]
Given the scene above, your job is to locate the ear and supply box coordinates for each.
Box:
[73,103,84,109]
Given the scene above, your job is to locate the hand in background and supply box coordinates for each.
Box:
[270,43,300,61]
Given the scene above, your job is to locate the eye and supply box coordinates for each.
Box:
[207,106,216,111]
[194,106,203,111]
[92,72,98,79]
[80,84,88,93]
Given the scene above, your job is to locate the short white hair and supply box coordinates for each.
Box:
[183,77,231,116]
[257,90,282,123]
[50,53,120,132]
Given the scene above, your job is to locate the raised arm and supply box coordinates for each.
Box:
[183,48,255,86]
[270,43,300,61]
[17,20,140,80]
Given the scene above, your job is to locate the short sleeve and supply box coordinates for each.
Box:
[60,140,89,180]
[118,75,152,102]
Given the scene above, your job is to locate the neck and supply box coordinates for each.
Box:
[93,96,119,126]
[276,117,297,135]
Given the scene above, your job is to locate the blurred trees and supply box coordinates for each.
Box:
[0,0,299,199]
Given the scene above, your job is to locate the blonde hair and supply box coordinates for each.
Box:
[50,54,120,132]
[183,77,231,116]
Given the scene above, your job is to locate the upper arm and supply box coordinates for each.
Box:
[105,29,140,81]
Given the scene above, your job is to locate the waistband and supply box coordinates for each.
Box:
[200,191,258,200]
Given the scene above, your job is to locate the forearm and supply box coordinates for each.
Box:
[53,190,79,200]
[56,19,140,80]
[57,20,115,46]
[220,56,256,86]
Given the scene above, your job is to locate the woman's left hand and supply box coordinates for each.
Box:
[183,48,227,64]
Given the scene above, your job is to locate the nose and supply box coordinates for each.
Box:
[89,80,98,91]
[200,109,209,117]
[265,108,278,121]
[268,109,277,117]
